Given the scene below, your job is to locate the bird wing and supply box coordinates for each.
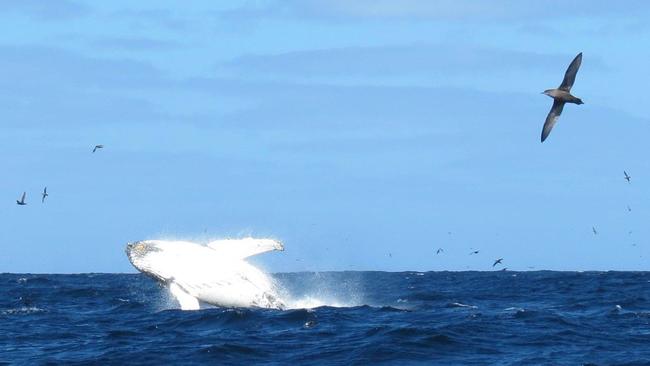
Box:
[21,192,25,202]
[558,52,582,92]
[541,100,565,142]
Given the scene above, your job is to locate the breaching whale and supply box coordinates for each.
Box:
[126,238,285,310]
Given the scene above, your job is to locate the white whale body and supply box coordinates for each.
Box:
[126,238,285,310]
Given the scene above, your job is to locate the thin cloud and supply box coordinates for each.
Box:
[221,45,572,78]
[89,36,181,51]
[0,45,166,90]
[110,9,189,31]
[0,0,90,20]
[219,0,650,22]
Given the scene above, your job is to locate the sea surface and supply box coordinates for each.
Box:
[1,271,650,365]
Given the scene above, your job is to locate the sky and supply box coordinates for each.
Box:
[2,0,650,273]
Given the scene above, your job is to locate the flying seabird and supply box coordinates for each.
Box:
[469,250,479,255]
[624,171,631,183]
[540,52,584,142]
[627,205,632,212]
[592,226,598,235]
[41,187,48,203]
[436,248,444,255]
[92,144,104,153]
[493,258,503,267]
[16,192,26,206]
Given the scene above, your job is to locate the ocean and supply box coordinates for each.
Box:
[1,271,650,365]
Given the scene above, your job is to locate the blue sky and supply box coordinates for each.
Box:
[2,1,650,273]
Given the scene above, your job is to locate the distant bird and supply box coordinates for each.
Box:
[540,52,584,142]
[16,192,26,205]
[469,250,479,255]
[501,268,508,271]
[92,144,104,153]
[592,226,598,235]
[624,171,631,183]
[436,248,444,255]
[627,205,632,212]
[41,187,48,203]
[388,253,392,258]
[493,258,503,267]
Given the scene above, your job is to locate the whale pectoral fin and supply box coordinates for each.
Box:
[206,238,284,259]
[169,281,200,310]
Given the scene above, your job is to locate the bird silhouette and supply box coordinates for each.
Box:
[541,52,584,142]
[16,192,26,205]
[92,144,104,153]
[436,248,444,255]
[41,187,48,203]
[493,258,503,267]
[624,171,631,183]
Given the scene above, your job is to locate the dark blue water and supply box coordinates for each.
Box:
[2,271,650,365]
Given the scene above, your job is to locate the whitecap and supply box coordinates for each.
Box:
[1,307,46,315]
[449,302,477,309]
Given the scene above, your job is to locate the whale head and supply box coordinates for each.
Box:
[126,240,177,282]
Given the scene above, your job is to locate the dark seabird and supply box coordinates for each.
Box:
[541,52,584,142]
[436,248,444,255]
[16,192,26,205]
[592,226,598,235]
[41,187,48,203]
[493,258,503,267]
[624,171,631,183]
[469,250,479,255]
[92,144,104,153]
[627,205,632,212]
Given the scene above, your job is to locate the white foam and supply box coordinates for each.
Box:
[2,307,46,315]
[284,296,357,309]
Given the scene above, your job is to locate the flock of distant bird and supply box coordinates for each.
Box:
[15,145,103,206]
[429,170,633,270]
